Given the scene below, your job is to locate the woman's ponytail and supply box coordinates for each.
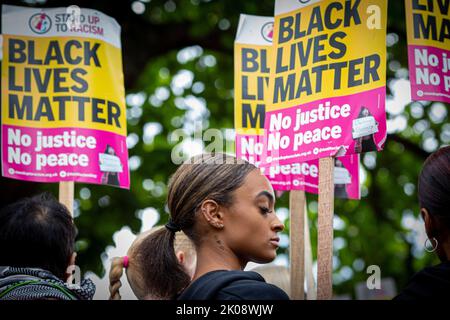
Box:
[138,227,191,299]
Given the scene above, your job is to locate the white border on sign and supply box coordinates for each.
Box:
[275,0,323,16]
[1,5,121,48]
[235,14,273,46]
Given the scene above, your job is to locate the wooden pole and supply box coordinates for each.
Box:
[304,203,316,300]
[289,190,306,300]
[317,157,334,300]
[59,181,74,217]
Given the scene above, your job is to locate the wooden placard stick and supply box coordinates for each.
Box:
[304,202,316,300]
[289,189,306,300]
[317,157,334,300]
[59,181,74,217]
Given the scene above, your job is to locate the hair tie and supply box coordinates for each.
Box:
[123,256,129,269]
[165,220,181,233]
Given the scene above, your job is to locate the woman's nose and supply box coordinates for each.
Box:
[271,215,284,232]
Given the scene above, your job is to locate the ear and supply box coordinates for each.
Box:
[421,208,435,238]
[69,252,77,266]
[176,251,185,265]
[200,199,224,230]
[65,253,77,282]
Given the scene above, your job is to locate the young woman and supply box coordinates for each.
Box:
[395,146,450,299]
[334,158,349,199]
[141,153,289,300]
[353,107,378,153]
[100,144,120,186]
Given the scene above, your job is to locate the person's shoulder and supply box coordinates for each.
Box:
[178,270,289,300]
[218,279,290,300]
[394,262,450,300]
[407,261,450,285]
[216,271,290,300]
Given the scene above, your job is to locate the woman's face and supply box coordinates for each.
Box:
[362,108,370,117]
[222,169,284,264]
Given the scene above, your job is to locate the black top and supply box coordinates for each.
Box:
[177,270,290,300]
[394,261,450,300]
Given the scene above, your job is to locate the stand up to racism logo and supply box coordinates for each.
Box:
[29,12,52,34]
[261,21,274,43]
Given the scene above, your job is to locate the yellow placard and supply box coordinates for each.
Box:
[405,0,450,51]
[268,0,387,111]
[2,35,126,136]
[234,43,271,136]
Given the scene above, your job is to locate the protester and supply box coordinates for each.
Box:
[353,106,379,153]
[100,144,120,186]
[0,193,95,300]
[138,153,288,300]
[334,158,350,199]
[395,146,450,299]
[108,227,196,300]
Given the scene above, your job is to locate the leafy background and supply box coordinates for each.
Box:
[1,0,449,299]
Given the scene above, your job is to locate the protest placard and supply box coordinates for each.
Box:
[260,0,387,167]
[405,0,450,103]
[1,5,129,189]
[234,13,361,199]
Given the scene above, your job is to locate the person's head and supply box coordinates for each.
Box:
[109,227,196,300]
[358,107,371,117]
[418,146,450,261]
[0,192,76,280]
[252,264,290,298]
[105,145,115,155]
[335,159,344,168]
[139,153,284,298]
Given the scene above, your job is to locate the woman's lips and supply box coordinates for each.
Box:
[270,237,280,247]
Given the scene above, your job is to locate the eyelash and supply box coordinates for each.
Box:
[259,207,273,215]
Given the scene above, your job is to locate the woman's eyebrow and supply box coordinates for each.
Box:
[255,191,274,205]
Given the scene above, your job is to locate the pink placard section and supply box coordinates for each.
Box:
[237,134,360,199]
[408,45,450,103]
[2,125,130,189]
[261,87,386,166]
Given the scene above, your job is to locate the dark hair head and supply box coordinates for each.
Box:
[418,146,450,227]
[105,144,114,154]
[358,106,371,117]
[335,158,344,167]
[0,192,76,279]
[140,153,256,298]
